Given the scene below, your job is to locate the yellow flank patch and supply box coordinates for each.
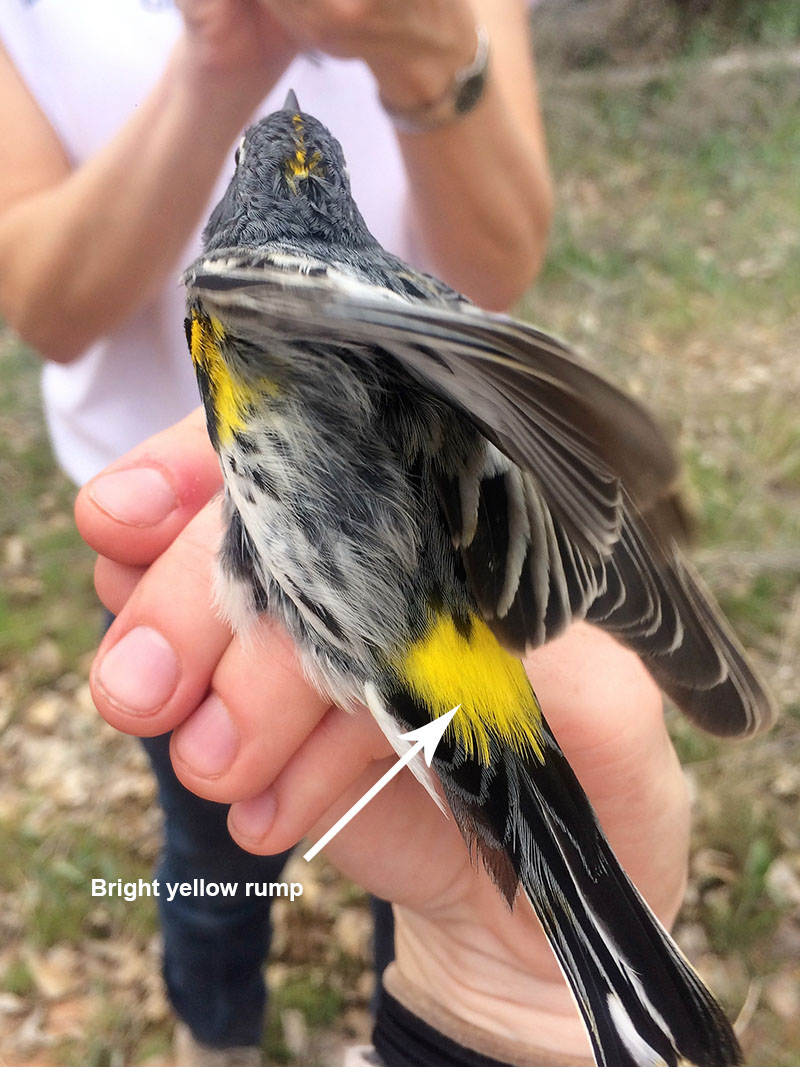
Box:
[399,614,544,764]
[189,310,270,446]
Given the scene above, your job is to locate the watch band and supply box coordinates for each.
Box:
[381,26,490,133]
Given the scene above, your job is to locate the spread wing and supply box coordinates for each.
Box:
[185,250,680,552]
[184,250,776,737]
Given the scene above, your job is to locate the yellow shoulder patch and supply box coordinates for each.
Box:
[188,309,272,447]
[397,614,543,764]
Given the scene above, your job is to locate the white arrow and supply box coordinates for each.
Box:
[303,706,458,863]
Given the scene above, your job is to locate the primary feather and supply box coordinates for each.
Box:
[184,100,776,1067]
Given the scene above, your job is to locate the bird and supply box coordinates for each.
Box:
[182,90,775,1067]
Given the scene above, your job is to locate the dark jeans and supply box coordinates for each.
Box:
[141,731,394,1048]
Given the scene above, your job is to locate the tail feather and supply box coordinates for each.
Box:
[438,723,742,1067]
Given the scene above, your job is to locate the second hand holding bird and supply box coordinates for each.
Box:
[82,426,685,1061]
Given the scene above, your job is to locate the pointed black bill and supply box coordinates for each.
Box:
[282,88,301,113]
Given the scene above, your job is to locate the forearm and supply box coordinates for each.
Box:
[396,96,553,310]
[383,2,553,309]
[0,36,293,363]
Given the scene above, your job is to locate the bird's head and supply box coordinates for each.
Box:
[202,90,373,252]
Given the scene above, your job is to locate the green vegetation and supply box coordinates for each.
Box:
[0,819,157,949]
[520,53,799,1067]
[266,974,345,1063]
[676,0,800,52]
[0,336,99,673]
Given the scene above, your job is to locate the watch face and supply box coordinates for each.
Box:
[455,69,487,115]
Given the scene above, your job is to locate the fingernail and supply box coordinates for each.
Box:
[90,467,178,526]
[95,626,179,714]
[229,791,277,843]
[173,694,239,777]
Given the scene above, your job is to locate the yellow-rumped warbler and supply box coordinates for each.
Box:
[183,92,774,1067]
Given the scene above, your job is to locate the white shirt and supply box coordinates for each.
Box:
[1,0,417,483]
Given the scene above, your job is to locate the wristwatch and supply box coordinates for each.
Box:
[381,26,490,133]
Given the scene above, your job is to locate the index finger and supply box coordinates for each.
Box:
[75,408,221,568]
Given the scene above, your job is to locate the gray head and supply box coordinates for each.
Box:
[202,92,375,253]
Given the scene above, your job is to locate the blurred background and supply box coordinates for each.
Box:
[1,2,799,1064]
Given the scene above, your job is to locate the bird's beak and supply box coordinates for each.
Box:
[283,88,301,114]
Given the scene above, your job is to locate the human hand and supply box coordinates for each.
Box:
[76,410,689,1059]
[176,0,296,85]
[255,0,479,114]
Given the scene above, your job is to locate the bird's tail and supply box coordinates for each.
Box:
[440,721,743,1067]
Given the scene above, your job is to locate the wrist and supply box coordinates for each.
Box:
[376,966,592,1067]
[170,30,295,135]
[369,12,481,120]
[379,26,489,134]
[393,908,592,1062]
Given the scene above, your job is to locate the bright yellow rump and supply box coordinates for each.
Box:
[398,613,544,764]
